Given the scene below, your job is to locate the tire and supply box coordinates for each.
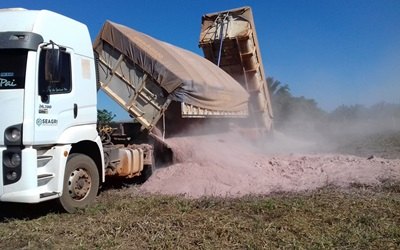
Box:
[58,153,99,213]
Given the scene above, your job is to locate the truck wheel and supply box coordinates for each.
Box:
[58,153,99,213]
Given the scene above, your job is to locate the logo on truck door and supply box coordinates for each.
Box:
[36,118,58,126]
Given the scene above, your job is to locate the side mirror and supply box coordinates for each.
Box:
[44,48,61,83]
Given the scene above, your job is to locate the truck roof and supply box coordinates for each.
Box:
[0,9,93,58]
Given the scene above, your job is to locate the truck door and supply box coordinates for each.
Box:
[34,47,79,144]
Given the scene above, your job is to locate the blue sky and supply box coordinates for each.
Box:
[1,0,399,119]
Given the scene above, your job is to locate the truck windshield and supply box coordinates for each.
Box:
[0,49,28,89]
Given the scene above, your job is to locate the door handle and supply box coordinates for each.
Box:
[73,103,78,119]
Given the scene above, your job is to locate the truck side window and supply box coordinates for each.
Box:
[39,49,72,94]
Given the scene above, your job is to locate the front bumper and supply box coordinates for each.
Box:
[0,145,69,203]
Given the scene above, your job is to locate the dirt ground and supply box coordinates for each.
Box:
[140,130,400,197]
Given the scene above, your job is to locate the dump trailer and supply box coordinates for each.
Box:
[0,8,250,212]
[199,6,273,132]
[94,21,250,136]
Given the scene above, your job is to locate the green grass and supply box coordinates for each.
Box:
[1,184,399,249]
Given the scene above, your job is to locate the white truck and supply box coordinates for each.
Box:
[0,8,250,212]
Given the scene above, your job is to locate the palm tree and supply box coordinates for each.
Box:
[266,77,291,97]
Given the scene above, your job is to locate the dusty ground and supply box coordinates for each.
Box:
[140,131,400,197]
[1,129,399,249]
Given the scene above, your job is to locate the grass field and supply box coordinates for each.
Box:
[1,184,400,249]
[0,131,399,249]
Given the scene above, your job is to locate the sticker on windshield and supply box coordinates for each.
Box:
[0,72,17,88]
[0,72,14,77]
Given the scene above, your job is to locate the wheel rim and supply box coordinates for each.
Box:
[67,168,92,200]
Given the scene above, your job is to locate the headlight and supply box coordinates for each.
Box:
[3,149,22,185]
[11,153,21,167]
[4,124,23,145]
[6,171,18,181]
[6,128,21,142]
[4,152,21,168]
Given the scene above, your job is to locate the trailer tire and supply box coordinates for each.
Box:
[58,153,99,213]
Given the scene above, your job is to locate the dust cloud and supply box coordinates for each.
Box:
[140,119,400,197]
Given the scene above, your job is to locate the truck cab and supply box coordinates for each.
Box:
[0,9,103,212]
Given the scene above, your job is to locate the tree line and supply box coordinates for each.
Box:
[266,77,400,135]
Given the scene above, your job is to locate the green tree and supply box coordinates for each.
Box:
[267,77,290,97]
[266,76,325,134]
[97,109,116,124]
[266,77,292,125]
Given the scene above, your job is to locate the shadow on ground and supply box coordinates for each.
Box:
[0,200,59,222]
